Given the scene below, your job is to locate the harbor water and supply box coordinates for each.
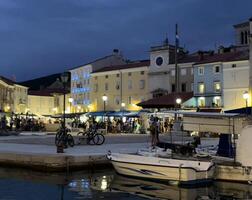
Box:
[0,167,252,200]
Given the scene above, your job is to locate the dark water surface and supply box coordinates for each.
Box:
[0,167,251,200]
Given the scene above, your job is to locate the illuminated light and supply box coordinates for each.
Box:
[243,91,249,100]
[176,98,182,104]
[68,98,73,103]
[199,97,205,100]
[121,102,126,107]
[214,96,220,100]
[101,179,108,191]
[122,117,127,123]
[102,95,108,101]
[52,107,58,112]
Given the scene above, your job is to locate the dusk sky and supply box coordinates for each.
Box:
[0,0,251,81]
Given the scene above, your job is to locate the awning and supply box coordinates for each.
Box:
[137,92,193,108]
[106,111,130,117]
[225,107,251,115]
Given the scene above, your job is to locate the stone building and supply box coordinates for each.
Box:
[69,49,126,112]
[91,60,149,111]
[193,51,249,109]
[0,76,28,113]
[234,20,250,47]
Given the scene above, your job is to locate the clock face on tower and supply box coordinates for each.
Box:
[155,56,163,66]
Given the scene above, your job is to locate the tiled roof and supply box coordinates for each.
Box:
[28,88,65,96]
[193,50,249,65]
[137,92,193,108]
[92,60,150,73]
[0,76,15,85]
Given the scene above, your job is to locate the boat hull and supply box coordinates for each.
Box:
[215,165,252,183]
[108,153,214,185]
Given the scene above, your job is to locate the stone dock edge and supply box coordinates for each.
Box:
[0,152,112,172]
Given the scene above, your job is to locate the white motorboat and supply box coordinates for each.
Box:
[137,146,172,158]
[107,152,215,185]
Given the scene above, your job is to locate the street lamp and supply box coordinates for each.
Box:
[68,97,73,113]
[102,94,108,121]
[243,91,249,115]
[59,72,69,149]
[175,98,182,121]
[176,98,182,105]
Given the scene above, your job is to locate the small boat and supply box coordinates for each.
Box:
[107,152,215,185]
[137,146,172,158]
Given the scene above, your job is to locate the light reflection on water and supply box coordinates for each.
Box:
[0,167,251,200]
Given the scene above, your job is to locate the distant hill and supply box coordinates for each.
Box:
[19,73,70,93]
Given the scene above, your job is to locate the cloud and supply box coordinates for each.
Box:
[0,0,251,80]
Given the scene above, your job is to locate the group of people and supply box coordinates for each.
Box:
[0,114,45,132]
[149,115,161,147]
[70,117,144,134]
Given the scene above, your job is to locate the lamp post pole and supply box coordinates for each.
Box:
[68,98,73,113]
[102,95,108,122]
[243,91,249,115]
[63,82,66,135]
[57,72,69,152]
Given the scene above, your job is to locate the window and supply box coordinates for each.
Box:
[181,68,187,76]
[105,83,108,91]
[128,80,132,90]
[245,31,248,44]
[171,70,175,76]
[181,83,186,92]
[116,74,120,77]
[171,84,175,92]
[139,80,145,89]
[115,97,120,105]
[116,81,120,90]
[128,72,132,76]
[241,31,244,45]
[198,97,205,107]
[214,65,220,73]
[87,79,90,84]
[140,71,145,75]
[128,96,132,104]
[214,82,221,92]
[198,83,205,93]
[105,75,108,79]
[198,66,204,75]
[213,96,221,107]
[232,64,236,68]
[94,84,98,92]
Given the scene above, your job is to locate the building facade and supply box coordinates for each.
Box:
[223,59,250,110]
[193,51,249,110]
[70,50,126,112]
[13,84,28,114]
[0,76,28,113]
[91,61,149,111]
[234,20,250,47]
[193,62,223,108]
[148,43,194,99]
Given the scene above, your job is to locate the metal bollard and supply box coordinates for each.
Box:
[57,141,64,153]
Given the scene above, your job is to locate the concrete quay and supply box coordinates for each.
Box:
[0,142,148,172]
[0,133,215,172]
[0,133,166,172]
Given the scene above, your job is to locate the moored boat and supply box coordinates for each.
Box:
[107,152,214,185]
